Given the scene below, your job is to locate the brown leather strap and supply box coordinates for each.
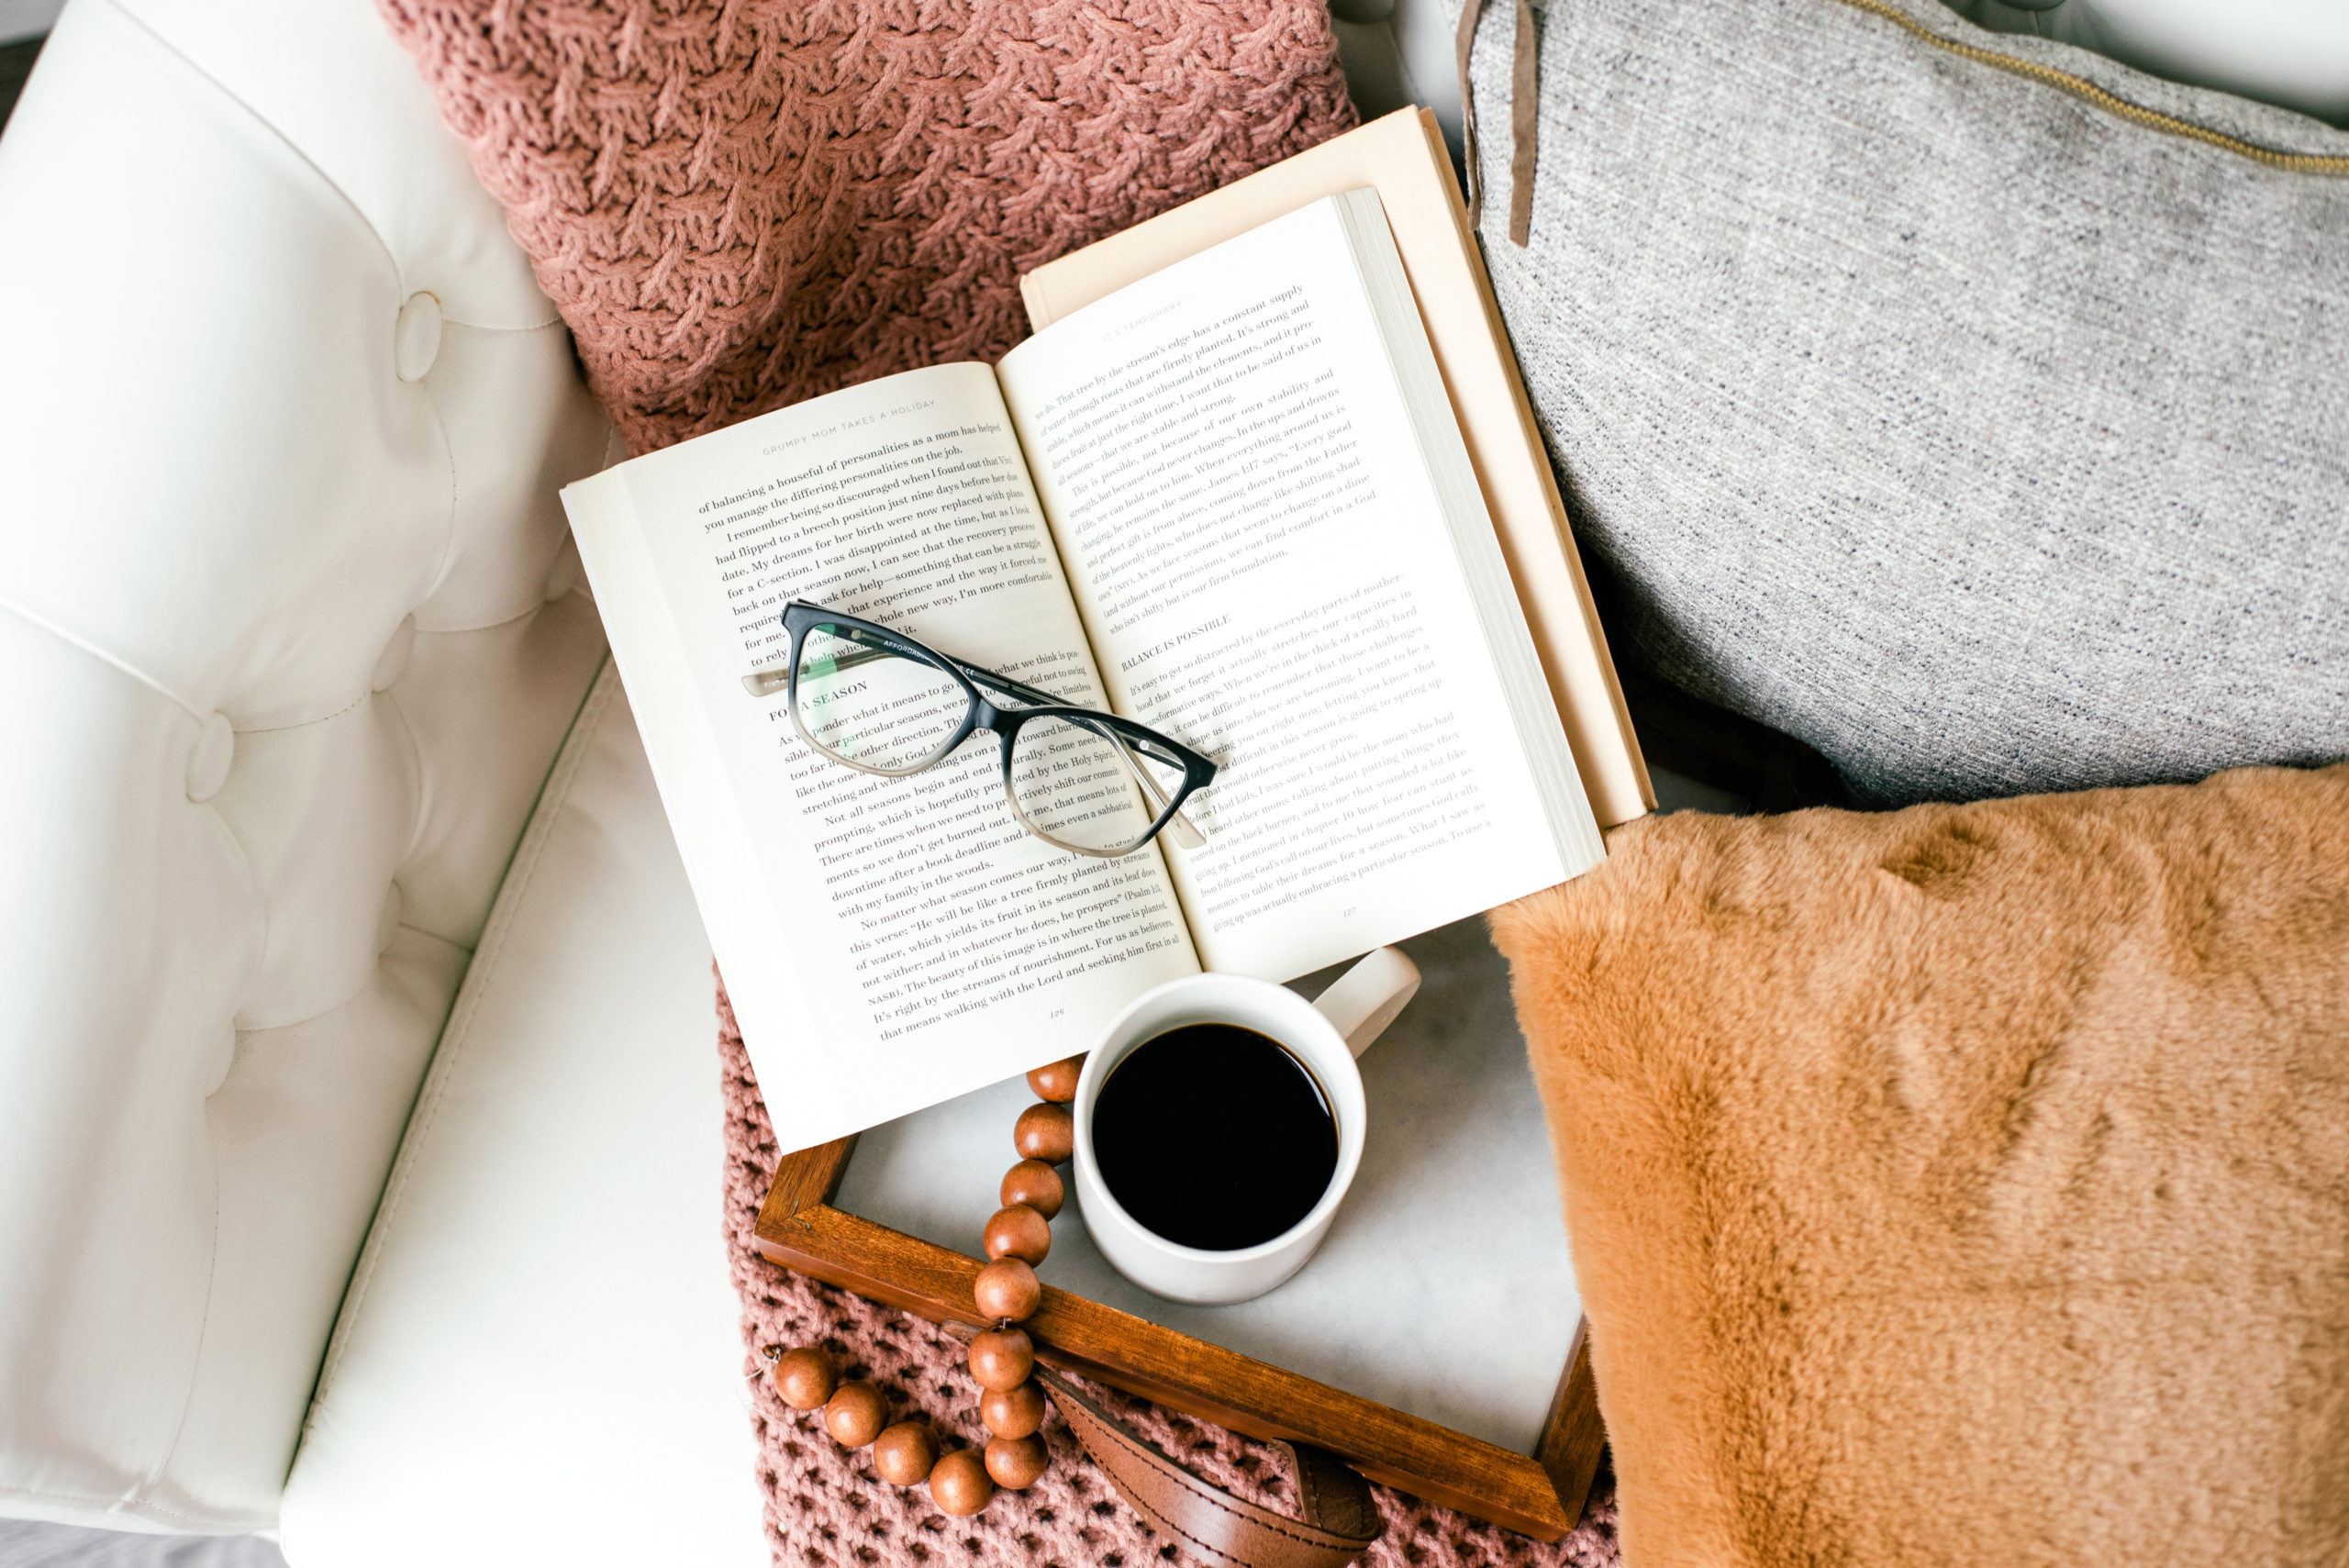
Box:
[1455,0,1543,247]
[1456,0,1489,228]
[1032,1364,1382,1568]
[1508,0,1540,246]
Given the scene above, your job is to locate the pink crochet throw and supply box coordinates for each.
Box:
[380,0,1617,1558]
[382,0,1356,453]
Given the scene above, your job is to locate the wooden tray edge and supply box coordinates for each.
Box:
[752,1139,1595,1540]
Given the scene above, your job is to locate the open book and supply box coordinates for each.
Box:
[565,187,1607,1151]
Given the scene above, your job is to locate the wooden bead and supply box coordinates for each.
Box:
[822,1380,889,1448]
[980,1380,1047,1440]
[985,1433,1049,1491]
[999,1159,1065,1219]
[973,1257,1042,1323]
[967,1327,1035,1391]
[983,1204,1052,1265]
[768,1345,836,1411]
[1026,1056,1085,1103]
[873,1421,940,1486]
[1013,1101,1074,1163]
[930,1448,995,1517]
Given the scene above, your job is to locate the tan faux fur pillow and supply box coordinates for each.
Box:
[1490,764,2349,1567]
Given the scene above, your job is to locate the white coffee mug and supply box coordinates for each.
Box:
[1071,948,1421,1305]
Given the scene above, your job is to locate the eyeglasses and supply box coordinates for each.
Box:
[741,601,1218,859]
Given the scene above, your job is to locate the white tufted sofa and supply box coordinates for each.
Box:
[0,0,767,1559]
[2,0,2342,1561]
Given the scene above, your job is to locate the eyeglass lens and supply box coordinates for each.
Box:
[1008,715,1185,854]
[795,619,1191,855]
[794,625,967,772]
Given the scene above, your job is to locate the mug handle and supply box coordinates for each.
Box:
[1310,946,1422,1059]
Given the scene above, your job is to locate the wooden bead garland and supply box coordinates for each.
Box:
[967,1326,1036,1390]
[980,1379,1046,1439]
[930,1447,996,1516]
[874,1420,941,1486]
[1012,1101,1074,1163]
[769,1345,836,1410]
[822,1379,889,1448]
[761,1052,1086,1516]
[999,1159,1064,1218]
[1026,1057,1083,1102]
[983,1204,1053,1264]
[985,1432,1050,1490]
[973,1257,1042,1321]
[964,1052,1080,1493]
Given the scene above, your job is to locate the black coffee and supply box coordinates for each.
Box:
[1091,1022,1339,1251]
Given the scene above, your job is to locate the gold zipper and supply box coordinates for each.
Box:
[1828,0,2349,175]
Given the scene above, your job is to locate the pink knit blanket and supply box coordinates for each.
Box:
[379,0,1614,1557]
[382,0,1355,452]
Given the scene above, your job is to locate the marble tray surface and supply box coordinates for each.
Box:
[835,913,1580,1454]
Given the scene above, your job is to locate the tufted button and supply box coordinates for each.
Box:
[372,615,417,693]
[186,713,235,804]
[394,292,442,383]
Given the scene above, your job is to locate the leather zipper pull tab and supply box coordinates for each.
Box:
[1509,0,1541,246]
[1455,0,1489,228]
[1457,0,1544,247]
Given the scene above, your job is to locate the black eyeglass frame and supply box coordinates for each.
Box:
[746,600,1219,859]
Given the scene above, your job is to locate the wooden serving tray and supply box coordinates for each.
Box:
[752,920,1603,1539]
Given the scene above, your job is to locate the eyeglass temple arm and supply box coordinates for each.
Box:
[744,639,918,695]
[741,647,1208,850]
[743,639,996,695]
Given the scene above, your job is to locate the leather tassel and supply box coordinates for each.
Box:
[1509,0,1540,245]
[1455,0,1488,228]
[1454,0,1543,246]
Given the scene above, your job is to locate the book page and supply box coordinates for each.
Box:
[1020,109,1654,827]
[997,199,1576,982]
[563,363,1197,1151]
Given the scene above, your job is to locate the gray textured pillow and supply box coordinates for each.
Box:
[1460,0,2349,806]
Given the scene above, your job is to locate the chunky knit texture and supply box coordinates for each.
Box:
[379,0,1359,453]
[377,0,1613,1557]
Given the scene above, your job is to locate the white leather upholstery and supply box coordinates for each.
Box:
[277,672,769,1568]
[0,0,609,1532]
